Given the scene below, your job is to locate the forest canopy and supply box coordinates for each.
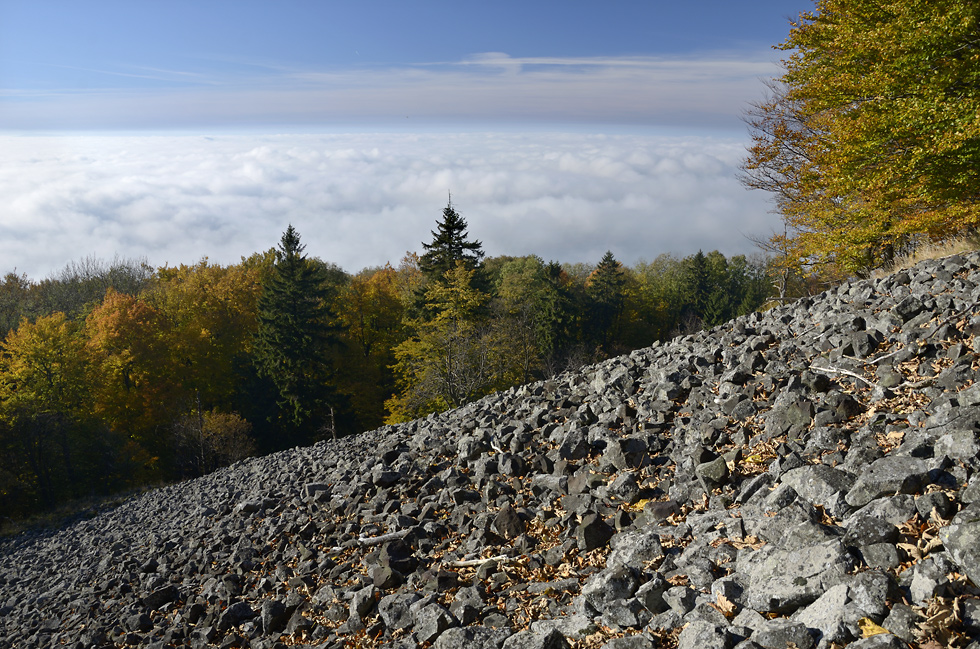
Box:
[0,208,771,520]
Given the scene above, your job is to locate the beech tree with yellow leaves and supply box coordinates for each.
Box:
[84,290,179,477]
[0,314,119,512]
[743,0,980,275]
[386,263,519,422]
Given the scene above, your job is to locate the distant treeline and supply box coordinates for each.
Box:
[0,205,779,519]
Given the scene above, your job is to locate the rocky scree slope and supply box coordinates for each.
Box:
[4,253,980,649]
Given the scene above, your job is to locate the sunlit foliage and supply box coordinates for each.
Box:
[743,0,980,275]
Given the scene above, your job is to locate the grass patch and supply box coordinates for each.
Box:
[873,236,980,278]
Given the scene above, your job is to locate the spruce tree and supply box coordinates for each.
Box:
[418,199,484,281]
[585,251,627,352]
[252,225,339,441]
[683,250,710,325]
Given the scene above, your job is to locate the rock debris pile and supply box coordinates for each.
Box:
[4,252,980,649]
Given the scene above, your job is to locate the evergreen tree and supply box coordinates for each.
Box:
[418,199,484,281]
[585,251,627,353]
[252,226,340,442]
[682,250,710,327]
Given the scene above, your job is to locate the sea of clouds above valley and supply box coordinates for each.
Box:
[0,132,778,279]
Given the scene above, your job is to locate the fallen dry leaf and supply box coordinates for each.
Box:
[857,617,889,638]
[715,592,737,617]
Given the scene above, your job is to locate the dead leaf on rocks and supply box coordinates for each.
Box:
[729,535,766,550]
[666,573,689,586]
[714,592,737,617]
[857,617,889,637]
[915,596,967,648]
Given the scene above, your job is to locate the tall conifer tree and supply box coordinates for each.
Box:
[585,251,627,352]
[253,226,339,440]
[418,198,484,281]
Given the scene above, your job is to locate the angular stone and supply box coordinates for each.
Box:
[845,456,930,507]
[350,584,378,621]
[935,428,980,461]
[531,474,568,496]
[450,586,483,626]
[909,557,950,605]
[892,295,925,322]
[793,583,850,645]
[881,603,918,643]
[600,597,649,629]
[860,543,901,571]
[842,515,899,549]
[577,513,614,551]
[285,609,312,635]
[635,575,668,614]
[663,585,696,615]
[125,612,153,632]
[260,600,290,635]
[581,565,640,614]
[529,614,597,640]
[379,593,421,631]
[740,539,856,613]
[751,618,815,649]
[413,603,455,644]
[558,430,590,461]
[603,438,649,471]
[217,602,255,632]
[143,585,180,609]
[492,505,526,539]
[502,628,571,649]
[695,457,729,490]
[940,509,980,587]
[606,530,664,569]
[675,621,728,649]
[846,634,909,648]
[846,570,892,620]
[781,465,855,509]
[608,472,641,504]
[433,626,513,649]
[380,539,418,574]
[601,635,657,649]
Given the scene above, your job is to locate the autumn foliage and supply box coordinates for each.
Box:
[0,219,770,520]
[742,0,980,275]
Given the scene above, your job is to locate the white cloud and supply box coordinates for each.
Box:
[0,132,779,279]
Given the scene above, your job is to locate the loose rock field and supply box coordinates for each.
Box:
[4,253,980,649]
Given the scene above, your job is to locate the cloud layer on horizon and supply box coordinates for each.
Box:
[1,52,780,130]
[0,132,779,279]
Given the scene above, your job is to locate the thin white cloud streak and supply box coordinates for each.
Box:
[0,52,781,130]
[0,133,779,279]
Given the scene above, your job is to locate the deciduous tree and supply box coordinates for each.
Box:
[149,260,262,410]
[387,263,514,422]
[0,313,119,511]
[743,0,980,274]
[84,290,177,475]
[334,265,405,430]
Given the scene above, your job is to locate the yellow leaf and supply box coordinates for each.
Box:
[858,617,889,638]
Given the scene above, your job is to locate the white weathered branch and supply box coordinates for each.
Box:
[357,529,412,546]
[445,554,518,568]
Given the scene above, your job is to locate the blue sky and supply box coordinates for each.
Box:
[0,1,814,277]
[0,1,809,131]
